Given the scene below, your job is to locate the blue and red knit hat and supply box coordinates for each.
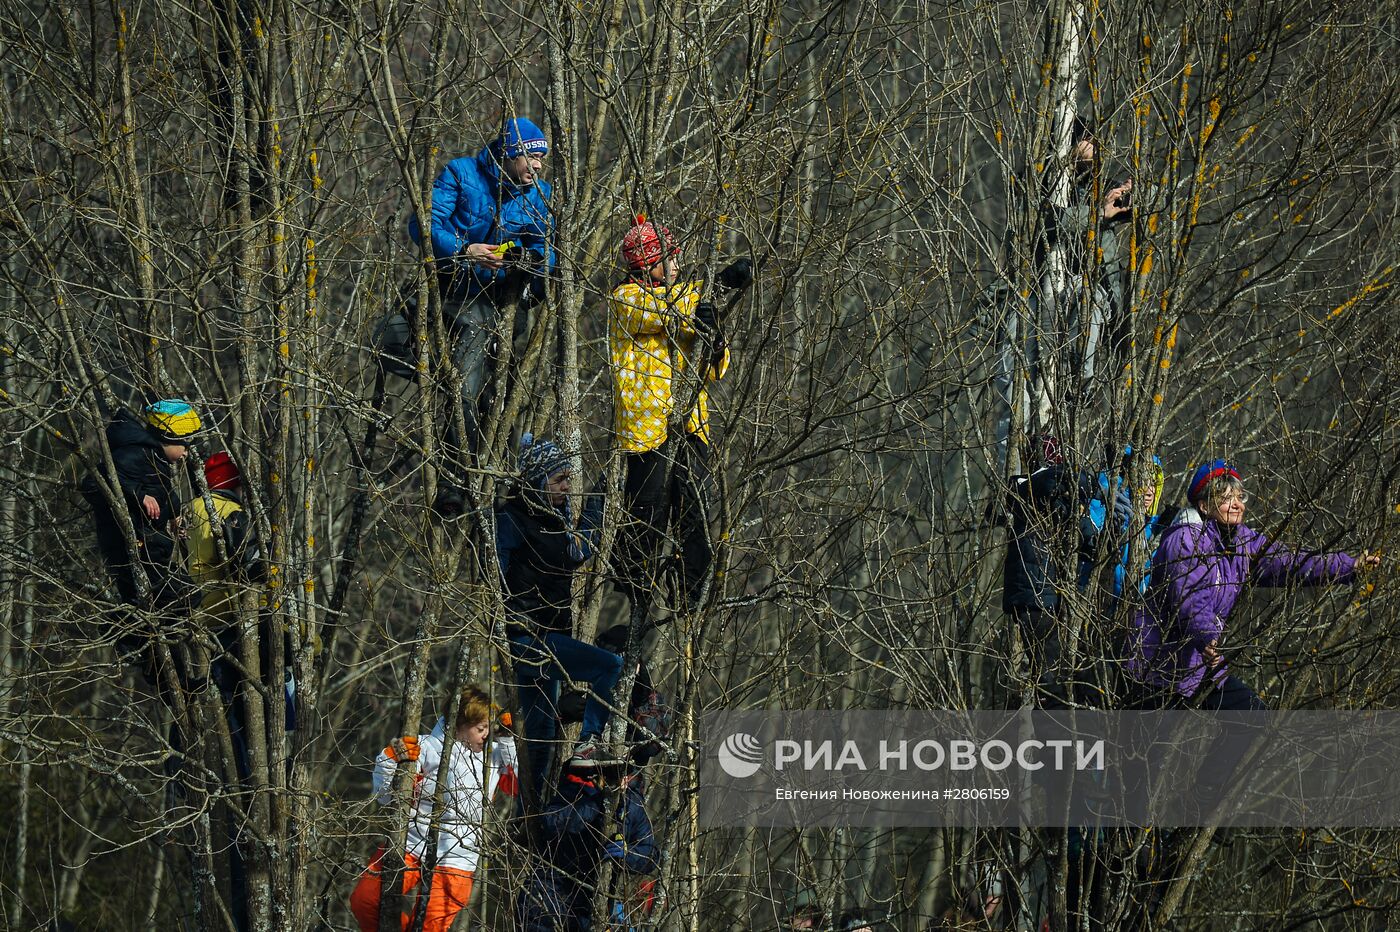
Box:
[1188,459,1240,504]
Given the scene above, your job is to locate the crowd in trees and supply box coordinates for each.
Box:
[2,0,1399,929]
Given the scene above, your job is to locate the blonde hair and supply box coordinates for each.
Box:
[454,685,492,732]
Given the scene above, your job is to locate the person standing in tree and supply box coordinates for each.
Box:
[992,118,1135,466]
[187,451,282,743]
[188,451,266,624]
[516,762,659,932]
[392,117,555,516]
[1127,459,1380,815]
[498,434,622,782]
[81,400,203,625]
[1001,434,1118,704]
[1034,118,1135,410]
[608,216,751,618]
[186,450,273,932]
[1083,446,1170,601]
[349,685,517,932]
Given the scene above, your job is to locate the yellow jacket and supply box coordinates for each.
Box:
[187,490,245,624]
[608,280,729,453]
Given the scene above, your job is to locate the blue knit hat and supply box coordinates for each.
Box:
[497,118,549,159]
[518,433,570,490]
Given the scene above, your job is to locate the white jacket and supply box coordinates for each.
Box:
[372,725,517,872]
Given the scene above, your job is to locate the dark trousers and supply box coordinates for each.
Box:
[374,286,527,508]
[517,866,592,932]
[1191,675,1268,801]
[1130,674,1268,822]
[619,437,713,613]
[1010,606,1067,708]
[509,632,624,795]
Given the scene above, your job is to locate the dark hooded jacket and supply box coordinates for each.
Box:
[80,411,188,607]
[517,774,658,932]
[92,411,182,532]
[1002,466,1101,613]
[497,488,602,637]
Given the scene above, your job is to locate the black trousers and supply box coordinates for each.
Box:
[375,282,531,510]
[619,437,713,614]
[1010,605,1071,708]
[1128,674,1268,822]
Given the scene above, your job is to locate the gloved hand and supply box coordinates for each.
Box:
[603,840,628,861]
[597,623,630,654]
[696,301,718,333]
[717,258,753,290]
[1113,488,1134,532]
[709,337,728,371]
[490,703,514,732]
[388,736,420,762]
[557,689,588,725]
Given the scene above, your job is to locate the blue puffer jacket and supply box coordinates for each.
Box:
[407,145,555,299]
[1087,452,1167,597]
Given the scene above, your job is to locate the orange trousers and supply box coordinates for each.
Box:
[349,847,474,932]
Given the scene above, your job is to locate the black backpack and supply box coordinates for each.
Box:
[219,506,269,583]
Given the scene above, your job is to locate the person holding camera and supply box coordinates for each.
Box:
[607,215,751,619]
[390,117,556,515]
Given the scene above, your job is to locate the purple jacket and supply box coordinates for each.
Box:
[1129,510,1356,697]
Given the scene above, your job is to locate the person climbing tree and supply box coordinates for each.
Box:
[1127,459,1380,815]
[382,116,556,516]
[515,761,659,932]
[1028,117,1135,426]
[349,685,517,932]
[81,399,203,633]
[188,451,266,624]
[187,449,282,758]
[1002,434,1120,705]
[186,450,270,932]
[498,434,623,783]
[1083,445,1170,602]
[608,215,751,621]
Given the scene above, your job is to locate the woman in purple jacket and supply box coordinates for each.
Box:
[1125,460,1378,820]
[1130,459,1379,710]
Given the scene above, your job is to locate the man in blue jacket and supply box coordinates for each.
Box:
[399,117,556,515]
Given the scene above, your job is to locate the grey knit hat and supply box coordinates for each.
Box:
[518,433,570,490]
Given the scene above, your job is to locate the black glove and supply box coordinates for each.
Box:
[696,301,718,333]
[597,623,631,654]
[519,273,547,309]
[716,258,753,291]
[557,689,587,725]
[709,337,728,370]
